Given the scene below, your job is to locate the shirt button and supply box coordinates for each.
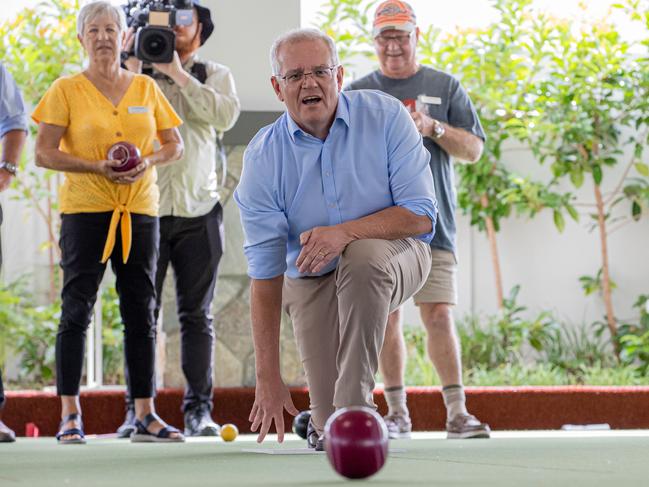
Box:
[113,111,118,116]
[116,131,122,137]
[325,171,330,177]
[329,203,336,208]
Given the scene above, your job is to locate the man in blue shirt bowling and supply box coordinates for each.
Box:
[234,28,437,450]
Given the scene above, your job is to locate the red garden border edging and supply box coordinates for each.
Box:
[3,386,648,436]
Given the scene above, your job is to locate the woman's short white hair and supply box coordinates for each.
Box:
[77,1,127,37]
[270,28,339,75]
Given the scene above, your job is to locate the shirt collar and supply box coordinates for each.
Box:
[285,92,350,142]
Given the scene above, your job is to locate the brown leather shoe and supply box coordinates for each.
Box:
[446,413,490,439]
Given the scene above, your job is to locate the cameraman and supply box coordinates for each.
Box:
[120,0,240,437]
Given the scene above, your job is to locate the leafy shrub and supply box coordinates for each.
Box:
[456,286,560,369]
[0,278,58,385]
[537,321,616,374]
[402,326,438,386]
[617,295,649,375]
[0,277,125,387]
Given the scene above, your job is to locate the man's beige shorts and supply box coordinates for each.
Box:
[412,248,458,305]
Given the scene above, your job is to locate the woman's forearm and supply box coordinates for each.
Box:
[35,147,100,174]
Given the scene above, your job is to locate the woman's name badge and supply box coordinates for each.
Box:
[128,106,149,114]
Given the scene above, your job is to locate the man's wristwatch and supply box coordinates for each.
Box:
[431,119,445,140]
[0,161,17,176]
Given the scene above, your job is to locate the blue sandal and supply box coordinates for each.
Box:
[131,413,185,443]
[56,413,86,445]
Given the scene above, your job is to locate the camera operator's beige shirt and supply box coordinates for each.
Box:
[155,54,240,218]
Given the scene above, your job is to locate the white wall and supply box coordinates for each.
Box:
[200,0,300,111]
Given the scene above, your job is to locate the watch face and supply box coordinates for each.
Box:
[434,122,445,139]
[0,162,16,175]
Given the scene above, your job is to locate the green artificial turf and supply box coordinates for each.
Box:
[0,433,647,486]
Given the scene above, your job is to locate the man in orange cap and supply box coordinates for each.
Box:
[346,0,490,440]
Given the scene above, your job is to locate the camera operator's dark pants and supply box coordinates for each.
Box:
[125,202,223,412]
[57,212,158,398]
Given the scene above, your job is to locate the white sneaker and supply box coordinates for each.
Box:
[384,413,412,439]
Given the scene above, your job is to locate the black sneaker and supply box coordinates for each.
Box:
[306,418,324,451]
[184,404,220,437]
[116,407,137,439]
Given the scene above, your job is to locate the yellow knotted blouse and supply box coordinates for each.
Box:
[32,73,182,263]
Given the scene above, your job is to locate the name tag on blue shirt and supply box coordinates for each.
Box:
[128,106,149,114]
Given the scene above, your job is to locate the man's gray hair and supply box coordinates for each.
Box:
[77,1,127,37]
[269,28,339,75]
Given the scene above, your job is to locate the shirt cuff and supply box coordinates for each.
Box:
[398,202,437,243]
[0,116,28,138]
[245,246,287,280]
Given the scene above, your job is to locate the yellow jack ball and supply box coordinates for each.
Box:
[221,423,238,442]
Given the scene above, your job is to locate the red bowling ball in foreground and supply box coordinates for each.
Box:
[107,141,141,172]
[324,406,389,480]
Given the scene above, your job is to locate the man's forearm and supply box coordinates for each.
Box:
[146,139,184,167]
[433,124,483,163]
[339,206,432,242]
[250,276,285,381]
[1,130,27,163]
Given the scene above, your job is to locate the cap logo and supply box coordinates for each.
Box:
[377,4,408,17]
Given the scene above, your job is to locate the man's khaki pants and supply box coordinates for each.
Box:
[283,238,432,432]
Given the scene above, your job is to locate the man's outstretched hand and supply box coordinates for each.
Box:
[249,375,299,443]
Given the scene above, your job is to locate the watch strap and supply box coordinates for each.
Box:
[0,161,17,175]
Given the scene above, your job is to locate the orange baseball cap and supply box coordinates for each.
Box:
[373,0,417,37]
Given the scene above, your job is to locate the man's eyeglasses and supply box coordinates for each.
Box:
[275,65,339,84]
[374,32,413,46]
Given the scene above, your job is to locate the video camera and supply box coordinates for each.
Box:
[122,0,194,63]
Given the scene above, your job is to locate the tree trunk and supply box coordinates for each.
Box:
[481,194,504,310]
[593,183,618,354]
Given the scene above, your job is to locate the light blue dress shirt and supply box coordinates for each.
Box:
[0,63,28,138]
[234,89,437,280]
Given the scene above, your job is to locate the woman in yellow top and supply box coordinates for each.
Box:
[33,1,184,444]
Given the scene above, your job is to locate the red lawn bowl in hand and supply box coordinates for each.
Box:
[324,406,389,480]
[107,141,141,172]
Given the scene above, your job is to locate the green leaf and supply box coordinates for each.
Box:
[570,169,584,188]
[553,210,566,232]
[565,204,579,221]
[631,201,642,220]
[592,165,603,185]
[635,162,649,177]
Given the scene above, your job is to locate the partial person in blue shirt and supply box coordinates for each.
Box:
[0,61,28,443]
[234,28,437,449]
